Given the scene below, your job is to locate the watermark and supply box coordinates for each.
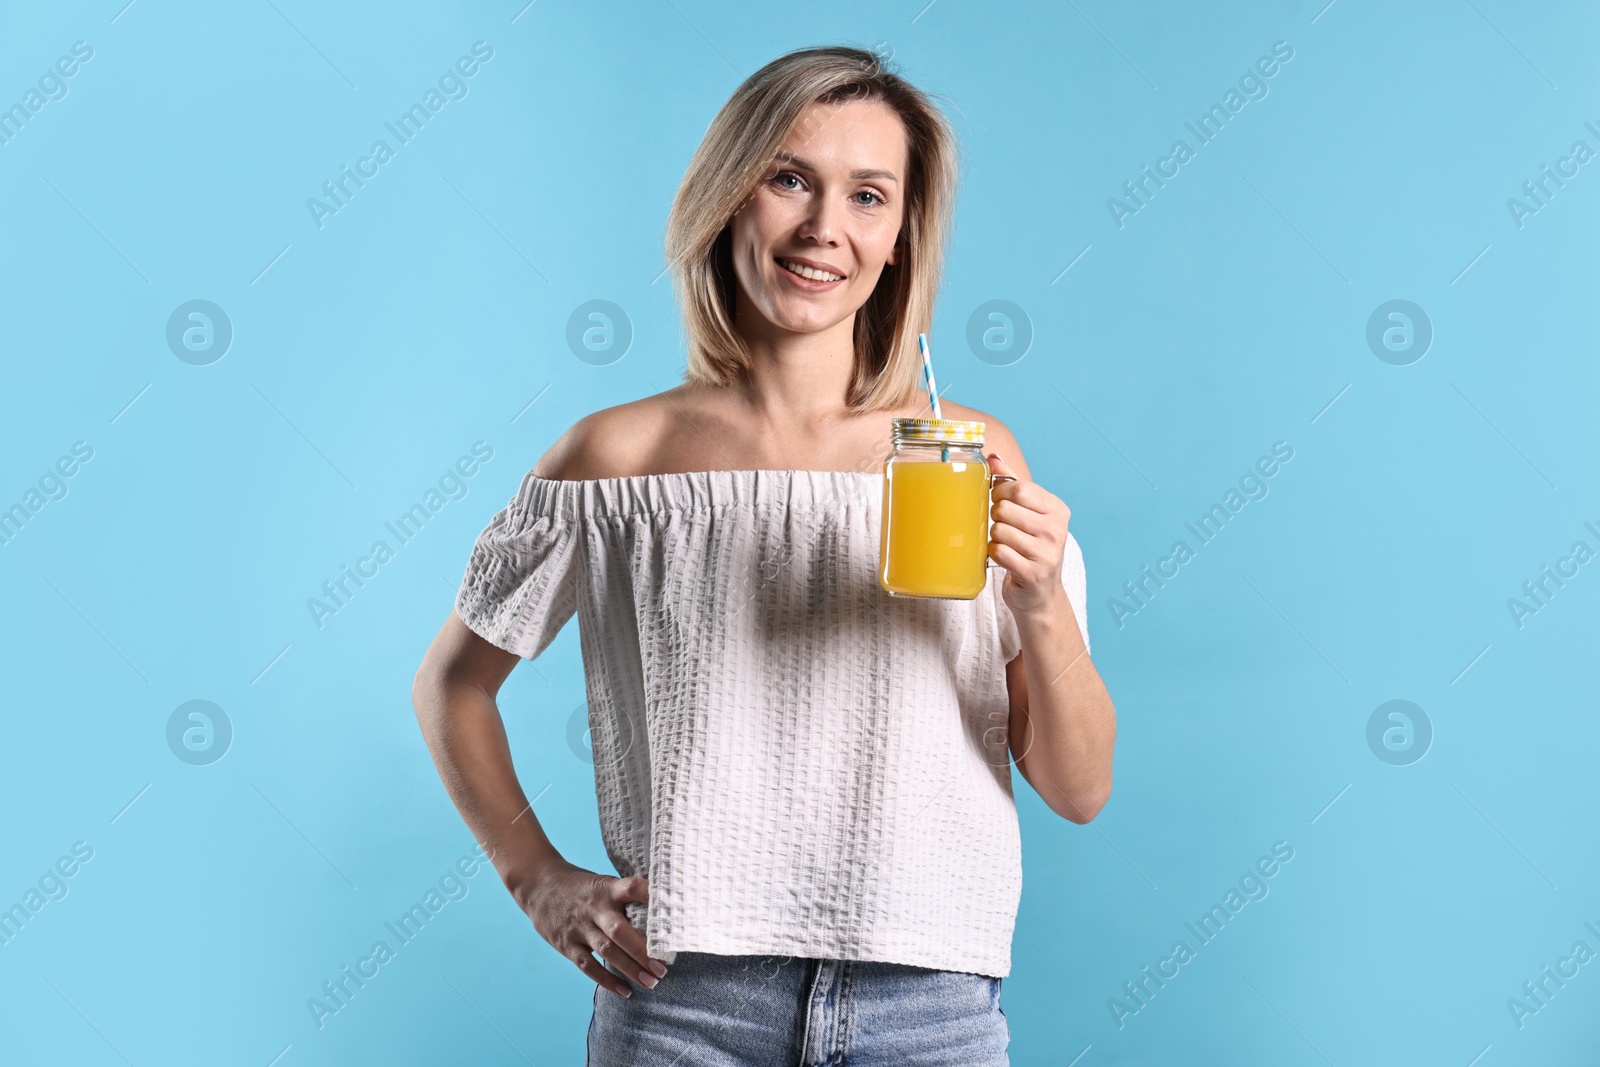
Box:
[1506,120,1599,229]
[1365,300,1432,366]
[966,300,1033,367]
[166,300,233,365]
[730,541,799,617]
[0,840,94,947]
[306,41,495,229]
[825,395,967,516]
[0,440,95,548]
[566,300,633,365]
[308,441,494,629]
[1506,522,1598,629]
[568,538,799,765]
[1107,441,1294,629]
[166,700,234,766]
[660,80,871,284]
[1507,920,1600,1030]
[306,842,492,1029]
[1107,41,1295,229]
[1365,699,1432,766]
[568,699,639,764]
[1107,840,1295,1029]
[0,40,94,147]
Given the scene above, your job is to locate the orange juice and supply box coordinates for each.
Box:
[879,459,991,599]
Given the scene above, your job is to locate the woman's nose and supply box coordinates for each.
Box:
[799,192,844,245]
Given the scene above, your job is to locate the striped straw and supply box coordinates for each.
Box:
[917,333,948,462]
[917,333,943,420]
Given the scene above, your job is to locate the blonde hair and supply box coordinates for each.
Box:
[664,45,960,412]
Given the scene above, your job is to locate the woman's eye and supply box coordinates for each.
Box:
[773,171,803,190]
[854,190,886,206]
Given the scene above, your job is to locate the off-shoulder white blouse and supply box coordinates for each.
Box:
[453,467,1089,978]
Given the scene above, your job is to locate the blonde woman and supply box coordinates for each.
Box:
[413,44,1116,1065]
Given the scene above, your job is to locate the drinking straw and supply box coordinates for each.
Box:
[918,332,942,420]
[917,333,949,462]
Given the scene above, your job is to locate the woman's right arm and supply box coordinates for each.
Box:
[411,612,668,997]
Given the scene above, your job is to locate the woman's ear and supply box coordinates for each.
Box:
[886,236,901,266]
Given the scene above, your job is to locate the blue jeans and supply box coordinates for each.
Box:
[588,951,1009,1065]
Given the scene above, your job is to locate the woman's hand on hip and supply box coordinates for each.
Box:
[515,859,669,998]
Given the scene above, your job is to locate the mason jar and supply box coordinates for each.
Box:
[878,417,1011,600]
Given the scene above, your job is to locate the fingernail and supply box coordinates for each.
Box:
[649,960,668,978]
[638,970,659,989]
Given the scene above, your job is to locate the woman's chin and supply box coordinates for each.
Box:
[764,301,851,335]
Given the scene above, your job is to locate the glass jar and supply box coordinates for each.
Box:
[878,417,1010,600]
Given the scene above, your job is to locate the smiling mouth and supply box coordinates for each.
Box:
[776,258,846,282]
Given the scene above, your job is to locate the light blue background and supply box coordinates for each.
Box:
[2,1,1596,1063]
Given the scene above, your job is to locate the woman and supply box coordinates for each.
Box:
[413,44,1116,1065]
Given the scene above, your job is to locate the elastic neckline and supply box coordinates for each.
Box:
[512,468,884,521]
[533,469,880,483]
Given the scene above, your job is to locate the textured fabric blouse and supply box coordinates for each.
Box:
[453,467,1089,979]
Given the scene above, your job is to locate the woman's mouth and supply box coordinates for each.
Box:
[776,257,846,288]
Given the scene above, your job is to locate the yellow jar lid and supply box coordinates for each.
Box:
[891,417,986,443]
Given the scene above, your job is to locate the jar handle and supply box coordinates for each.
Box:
[985,474,1017,568]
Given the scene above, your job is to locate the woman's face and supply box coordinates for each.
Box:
[728,96,908,339]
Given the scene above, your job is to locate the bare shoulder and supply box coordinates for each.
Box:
[532,392,680,480]
[938,399,1032,483]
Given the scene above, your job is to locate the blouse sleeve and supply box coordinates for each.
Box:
[454,481,580,661]
[995,530,1090,663]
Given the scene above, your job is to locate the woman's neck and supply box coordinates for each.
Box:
[733,320,859,430]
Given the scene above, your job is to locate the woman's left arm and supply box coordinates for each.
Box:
[985,448,1118,825]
